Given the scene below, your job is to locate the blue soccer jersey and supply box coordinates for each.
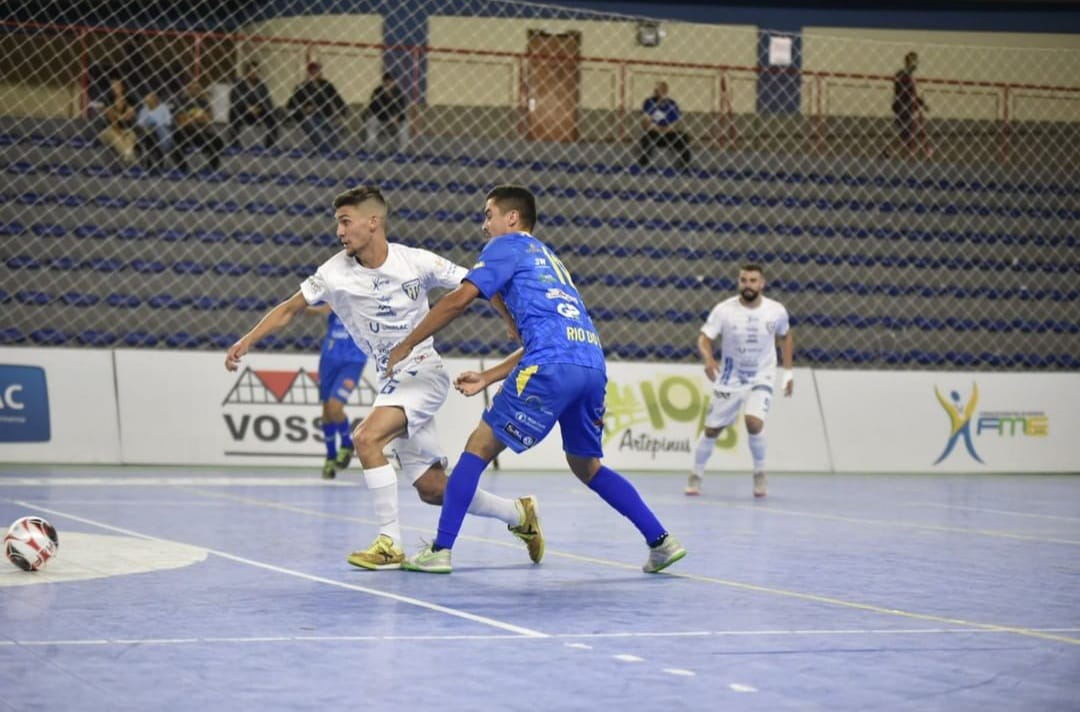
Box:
[465,232,604,370]
[322,311,366,363]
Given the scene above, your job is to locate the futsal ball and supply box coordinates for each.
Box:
[4,516,59,571]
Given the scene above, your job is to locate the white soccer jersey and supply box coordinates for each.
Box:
[701,296,790,388]
[300,243,467,380]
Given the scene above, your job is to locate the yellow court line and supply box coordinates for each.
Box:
[181,486,1080,647]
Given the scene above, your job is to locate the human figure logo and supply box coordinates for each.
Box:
[933,383,983,464]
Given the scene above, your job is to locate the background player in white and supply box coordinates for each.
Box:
[689,263,793,498]
[225,186,542,569]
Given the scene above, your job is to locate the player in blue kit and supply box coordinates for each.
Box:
[311,306,369,479]
[385,184,686,574]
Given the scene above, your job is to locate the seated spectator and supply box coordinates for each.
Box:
[98,78,137,164]
[175,80,224,171]
[637,81,692,171]
[287,62,347,153]
[364,72,408,152]
[135,91,176,172]
[228,62,278,148]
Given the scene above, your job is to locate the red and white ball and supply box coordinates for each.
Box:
[4,516,59,571]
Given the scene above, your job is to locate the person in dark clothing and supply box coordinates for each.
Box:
[175,80,224,171]
[636,81,692,171]
[364,72,408,152]
[287,61,347,153]
[228,62,278,148]
[889,51,930,158]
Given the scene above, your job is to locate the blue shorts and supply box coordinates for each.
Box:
[483,363,605,458]
[318,356,365,404]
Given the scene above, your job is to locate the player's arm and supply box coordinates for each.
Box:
[696,332,719,382]
[489,293,520,343]
[455,347,524,397]
[385,280,481,374]
[304,303,331,317]
[225,291,308,371]
[778,329,794,396]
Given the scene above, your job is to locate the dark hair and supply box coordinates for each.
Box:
[333,186,387,211]
[740,263,764,276]
[486,184,536,230]
[243,62,259,74]
[382,72,395,81]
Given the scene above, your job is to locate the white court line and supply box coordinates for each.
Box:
[11,500,546,639]
[729,683,758,693]
[7,627,1076,648]
[664,668,696,677]
[0,477,358,487]
[613,654,644,662]
[901,501,1080,522]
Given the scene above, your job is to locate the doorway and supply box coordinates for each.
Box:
[525,30,580,143]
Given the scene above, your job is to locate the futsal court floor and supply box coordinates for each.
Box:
[1,465,1077,711]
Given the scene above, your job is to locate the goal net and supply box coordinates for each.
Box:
[1,0,1077,369]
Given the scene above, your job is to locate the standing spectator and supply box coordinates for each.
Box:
[364,72,408,153]
[687,264,793,499]
[637,81,692,171]
[228,62,278,148]
[135,90,175,172]
[889,51,929,158]
[287,62,347,153]
[98,78,137,164]
[175,80,224,172]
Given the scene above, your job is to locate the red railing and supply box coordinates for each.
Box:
[3,19,1078,161]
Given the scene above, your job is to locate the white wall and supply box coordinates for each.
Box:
[2,347,1076,473]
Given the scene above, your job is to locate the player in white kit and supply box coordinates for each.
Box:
[688,264,793,498]
[225,187,543,569]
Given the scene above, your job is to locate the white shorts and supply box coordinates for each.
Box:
[703,383,774,429]
[374,363,450,483]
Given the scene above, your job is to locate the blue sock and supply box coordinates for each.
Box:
[587,466,666,545]
[434,452,487,550]
[321,423,337,460]
[336,420,352,450]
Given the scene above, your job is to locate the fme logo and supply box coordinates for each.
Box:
[0,365,51,442]
[933,382,1049,465]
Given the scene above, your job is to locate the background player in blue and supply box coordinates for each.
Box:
[309,305,368,479]
[385,184,686,574]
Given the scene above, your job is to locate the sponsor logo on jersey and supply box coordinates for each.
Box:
[402,279,422,300]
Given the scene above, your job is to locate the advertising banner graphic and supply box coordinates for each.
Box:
[816,370,1079,472]
[0,347,121,463]
[116,350,487,467]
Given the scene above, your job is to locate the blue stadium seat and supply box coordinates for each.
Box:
[48,257,78,270]
[165,332,203,348]
[233,296,271,311]
[0,327,25,344]
[7,255,41,269]
[30,328,67,345]
[131,259,166,274]
[107,293,141,308]
[123,331,159,347]
[192,296,228,310]
[206,333,241,349]
[16,290,50,305]
[31,223,66,237]
[149,294,186,309]
[173,260,206,275]
[215,262,250,276]
[61,292,100,307]
[78,330,117,346]
[256,263,289,277]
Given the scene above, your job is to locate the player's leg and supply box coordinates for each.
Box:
[345,405,410,569]
[324,359,363,470]
[744,385,773,498]
[402,423,543,563]
[560,365,685,573]
[405,362,562,573]
[318,354,342,478]
[689,387,743,494]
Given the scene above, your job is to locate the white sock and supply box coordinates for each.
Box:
[468,488,520,526]
[692,433,715,476]
[362,464,401,545]
[748,432,766,472]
